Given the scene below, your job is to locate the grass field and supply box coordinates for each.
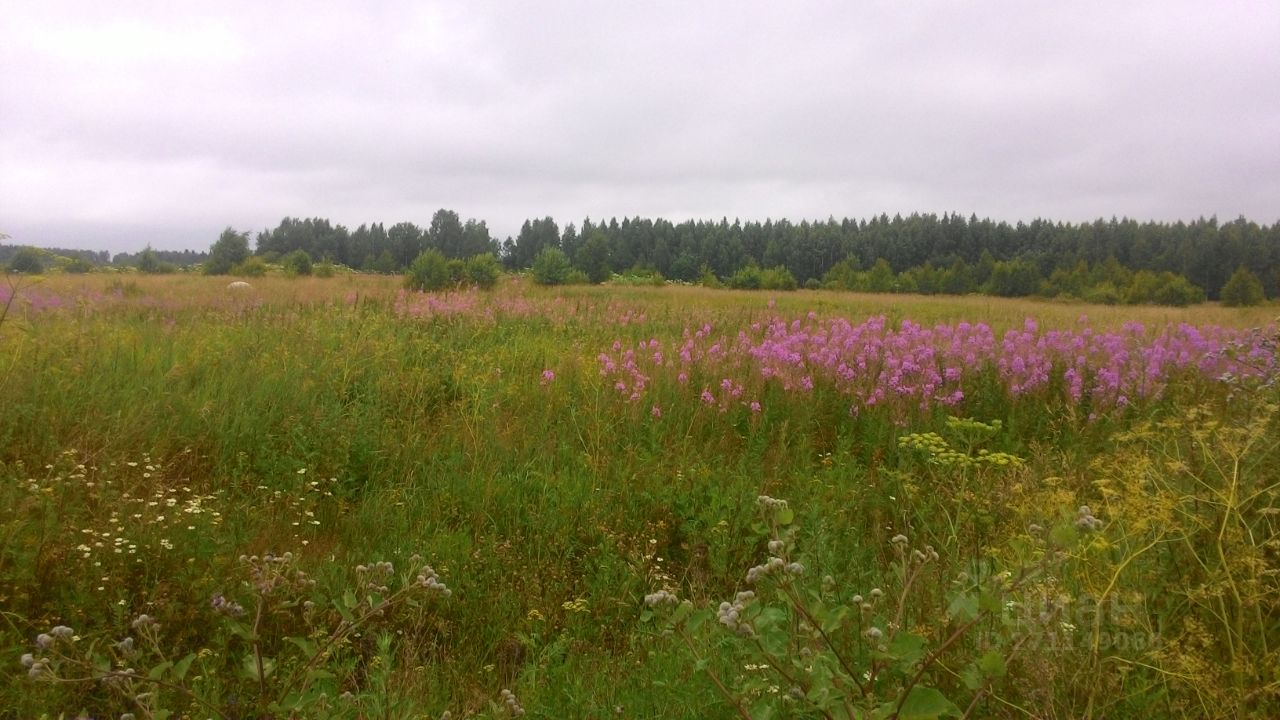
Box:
[2,274,1277,719]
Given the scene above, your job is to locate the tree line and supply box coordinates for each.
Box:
[7,212,1278,305]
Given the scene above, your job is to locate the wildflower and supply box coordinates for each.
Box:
[211,593,245,617]
[890,534,909,546]
[651,405,662,418]
[1075,505,1103,531]
[767,539,785,554]
[864,626,884,641]
[717,592,755,637]
[19,653,34,668]
[131,615,159,632]
[786,562,805,575]
[541,369,555,385]
[500,688,526,716]
[644,590,679,608]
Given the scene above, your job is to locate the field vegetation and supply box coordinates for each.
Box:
[1,273,1277,718]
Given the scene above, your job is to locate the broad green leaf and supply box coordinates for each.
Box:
[977,590,1002,614]
[947,593,978,623]
[242,654,276,680]
[776,507,795,526]
[686,607,711,633]
[226,619,256,641]
[887,632,927,670]
[286,635,317,657]
[977,650,1006,678]
[148,660,173,680]
[173,652,196,680]
[897,686,960,719]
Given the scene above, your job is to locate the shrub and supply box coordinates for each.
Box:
[204,228,250,275]
[231,256,268,277]
[464,253,501,289]
[1220,266,1266,306]
[282,249,313,276]
[405,249,452,291]
[6,247,44,274]
[531,247,574,285]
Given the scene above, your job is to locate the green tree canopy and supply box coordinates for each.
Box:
[1220,266,1266,307]
[204,227,250,275]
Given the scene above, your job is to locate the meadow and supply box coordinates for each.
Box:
[1,273,1277,719]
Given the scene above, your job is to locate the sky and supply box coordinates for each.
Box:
[2,1,1278,254]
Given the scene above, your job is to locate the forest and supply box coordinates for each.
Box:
[6,212,1278,304]
[247,212,1280,302]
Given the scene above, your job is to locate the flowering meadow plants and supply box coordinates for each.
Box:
[595,314,1277,421]
[1,274,1276,718]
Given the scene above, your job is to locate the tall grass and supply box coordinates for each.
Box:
[1,274,1274,717]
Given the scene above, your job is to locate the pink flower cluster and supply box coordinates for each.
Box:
[595,314,1278,418]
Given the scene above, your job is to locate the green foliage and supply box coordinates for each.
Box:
[1125,270,1205,306]
[576,231,612,284]
[7,246,44,274]
[463,253,501,289]
[1220,266,1266,306]
[282,249,313,276]
[531,247,574,285]
[62,257,95,274]
[17,543,454,718]
[232,256,268,277]
[405,249,452,291]
[985,258,1042,297]
[646,496,1062,719]
[898,417,1024,469]
[2,278,1276,717]
[727,263,797,291]
[137,246,162,274]
[205,227,251,275]
[823,257,862,290]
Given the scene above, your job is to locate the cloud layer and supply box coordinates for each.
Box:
[3,0,1278,252]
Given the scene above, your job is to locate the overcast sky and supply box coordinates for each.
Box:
[2,1,1278,253]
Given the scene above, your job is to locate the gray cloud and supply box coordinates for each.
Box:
[2,0,1277,252]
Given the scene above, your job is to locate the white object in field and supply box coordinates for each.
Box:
[227,281,254,291]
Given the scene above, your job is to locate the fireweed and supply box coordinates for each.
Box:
[596,315,1277,419]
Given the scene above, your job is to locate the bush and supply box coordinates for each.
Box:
[1125,271,1205,306]
[464,254,501,289]
[62,257,94,274]
[204,228,250,275]
[985,258,1041,297]
[232,257,268,277]
[405,249,453,291]
[1220,266,1266,307]
[282,250,313,276]
[730,264,797,291]
[531,247,574,285]
[6,247,44,274]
